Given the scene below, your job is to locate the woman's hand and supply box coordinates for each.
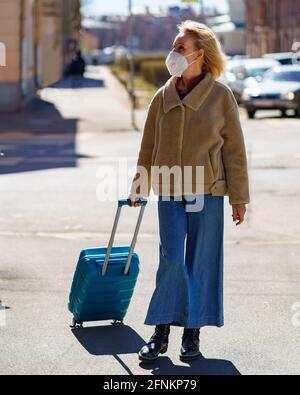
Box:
[232,204,246,226]
[128,194,143,207]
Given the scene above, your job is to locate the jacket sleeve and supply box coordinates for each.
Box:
[129,99,157,199]
[220,96,250,205]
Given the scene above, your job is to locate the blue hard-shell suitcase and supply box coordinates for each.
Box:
[68,198,147,328]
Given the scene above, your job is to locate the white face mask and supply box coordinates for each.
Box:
[165,49,200,77]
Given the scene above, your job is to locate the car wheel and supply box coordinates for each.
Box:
[295,107,300,118]
[247,110,256,119]
[281,110,288,118]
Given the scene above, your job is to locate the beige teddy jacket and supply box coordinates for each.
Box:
[130,71,250,205]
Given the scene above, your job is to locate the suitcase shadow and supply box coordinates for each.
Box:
[71,323,145,356]
[71,324,241,375]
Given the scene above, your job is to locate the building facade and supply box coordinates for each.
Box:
[0,0,81,112]
[210,0,246,56]
[245,0,300,56]
[80,6,204,53]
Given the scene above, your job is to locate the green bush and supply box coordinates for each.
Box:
[110,58,170,108]
[115,55,169,86]
[116,55,165,71]
[140,60,169,87]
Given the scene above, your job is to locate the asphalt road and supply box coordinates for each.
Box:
[0,66,299,375]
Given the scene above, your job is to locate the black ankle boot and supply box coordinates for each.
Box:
[138,324,170,362]
[179,328,202,361]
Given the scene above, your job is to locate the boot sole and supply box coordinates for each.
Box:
[138,345,168,362]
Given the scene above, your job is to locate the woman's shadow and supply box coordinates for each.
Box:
[71,323,241,376]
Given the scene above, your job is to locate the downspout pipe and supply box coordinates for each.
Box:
[18,0,25,111]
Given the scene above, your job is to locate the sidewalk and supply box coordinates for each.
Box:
[0,66,146,174]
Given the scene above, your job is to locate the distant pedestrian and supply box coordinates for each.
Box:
[66,49,86,88]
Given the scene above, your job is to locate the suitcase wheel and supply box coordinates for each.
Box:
[71,318,83,329]
[112,319,124,326]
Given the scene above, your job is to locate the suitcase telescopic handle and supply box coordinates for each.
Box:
[102,198,148,276]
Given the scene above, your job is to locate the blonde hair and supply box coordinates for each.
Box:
[177,20,227,80]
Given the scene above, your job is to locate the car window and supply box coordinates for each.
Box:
[279,59,293,65]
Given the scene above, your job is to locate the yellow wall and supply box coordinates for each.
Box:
[0,0,80,111]
[0,0,20,83]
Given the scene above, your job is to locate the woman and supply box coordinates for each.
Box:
[128,20,250,363]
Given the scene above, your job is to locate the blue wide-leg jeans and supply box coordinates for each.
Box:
[144,193,224,329]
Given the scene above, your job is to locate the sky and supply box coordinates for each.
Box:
[82,0,229,16]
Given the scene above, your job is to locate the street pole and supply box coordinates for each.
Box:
[127,0,138,131]
[199,0,204,17]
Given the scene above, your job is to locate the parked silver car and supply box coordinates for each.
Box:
[263,52,295,66]
[241,65,300,118]
[228,58,280,103]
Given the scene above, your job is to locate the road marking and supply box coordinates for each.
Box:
[264,119,300,127]
[0,230,300,245]
[251,153,277,158]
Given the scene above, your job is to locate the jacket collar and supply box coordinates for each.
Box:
[162,71,215,113]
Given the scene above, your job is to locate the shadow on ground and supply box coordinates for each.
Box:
[72,324,241,376]
[50,76,105,90]
[139,356,241,376]
[0,94,91,175]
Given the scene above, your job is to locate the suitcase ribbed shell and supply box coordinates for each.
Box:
[68,245,139,323]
